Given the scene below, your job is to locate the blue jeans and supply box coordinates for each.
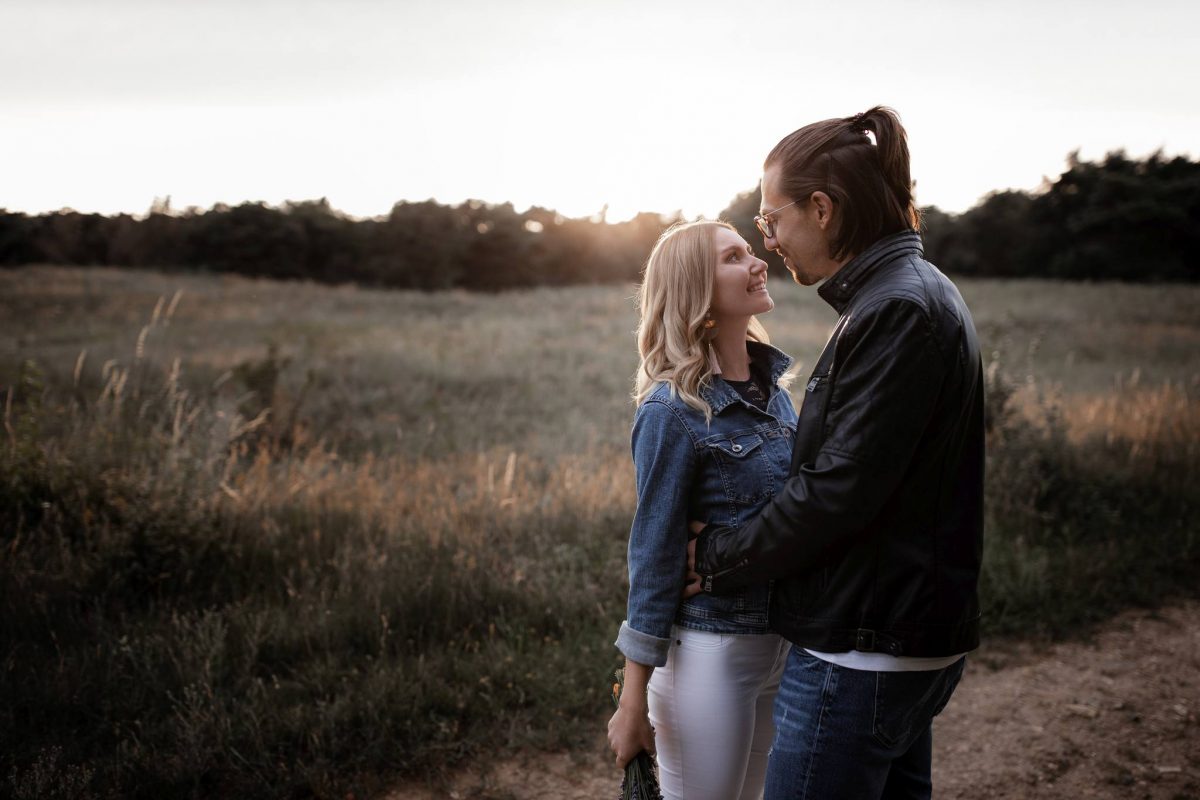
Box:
[764,648,965,799]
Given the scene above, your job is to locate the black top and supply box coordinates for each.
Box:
[721,358,772,412]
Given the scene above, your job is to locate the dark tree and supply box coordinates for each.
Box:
[4,150,1197,285]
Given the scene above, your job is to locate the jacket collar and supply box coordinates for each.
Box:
[817,230,924,315]
[699,340,794,414]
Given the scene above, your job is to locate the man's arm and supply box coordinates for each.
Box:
[692,297,948,593]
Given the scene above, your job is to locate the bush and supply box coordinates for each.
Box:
[979,363,1198,636]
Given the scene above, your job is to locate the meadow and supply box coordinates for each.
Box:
[1,265,1197,799]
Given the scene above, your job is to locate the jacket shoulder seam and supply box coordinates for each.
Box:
[851,283,932,321]
[639,397,702,450]
[844,291,946,360]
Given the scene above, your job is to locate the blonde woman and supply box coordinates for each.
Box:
[607,219,797,800]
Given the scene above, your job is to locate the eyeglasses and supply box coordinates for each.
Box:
[753,198,800,240]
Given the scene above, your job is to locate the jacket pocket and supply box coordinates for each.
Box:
[793,368,832,466]
[703,431,772,505]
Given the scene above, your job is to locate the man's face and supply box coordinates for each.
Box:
[759,165,831,286]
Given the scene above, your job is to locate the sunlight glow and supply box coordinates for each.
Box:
[1,0,1196,221]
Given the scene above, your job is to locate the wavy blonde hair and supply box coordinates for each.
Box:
[634,219,772,423]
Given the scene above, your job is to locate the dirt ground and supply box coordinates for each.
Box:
[389,601,1199,799]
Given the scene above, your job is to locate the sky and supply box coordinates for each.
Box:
[2,0,1197,222]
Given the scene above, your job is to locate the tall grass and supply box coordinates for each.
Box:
[0,268,1197,798]
[979,366,1198,635]
[2,346,633,797]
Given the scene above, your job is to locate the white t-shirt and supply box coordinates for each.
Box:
[805,648,966,672]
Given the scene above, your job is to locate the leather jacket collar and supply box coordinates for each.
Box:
[818,230,925,315]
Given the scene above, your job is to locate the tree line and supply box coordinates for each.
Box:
[2,150,1196,288]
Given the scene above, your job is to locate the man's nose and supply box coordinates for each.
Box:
[762,232,778,252]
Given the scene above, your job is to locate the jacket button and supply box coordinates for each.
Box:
[731,444,743,453]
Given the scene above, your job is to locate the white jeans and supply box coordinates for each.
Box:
[647,627,791,800]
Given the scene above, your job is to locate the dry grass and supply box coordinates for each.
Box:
[0,265,1197,799]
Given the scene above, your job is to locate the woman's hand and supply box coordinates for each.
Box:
[607,695,656,770]
[682,520,707,598]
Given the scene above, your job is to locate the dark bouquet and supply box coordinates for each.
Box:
[611,668,663,800]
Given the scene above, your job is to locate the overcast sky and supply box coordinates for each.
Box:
[2,0,1197,221]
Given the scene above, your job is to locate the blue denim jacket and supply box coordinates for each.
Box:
[615,341,798,667]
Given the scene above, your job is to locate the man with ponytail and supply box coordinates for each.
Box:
[686,107,984,799]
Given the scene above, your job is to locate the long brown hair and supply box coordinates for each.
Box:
[765,105,919,261]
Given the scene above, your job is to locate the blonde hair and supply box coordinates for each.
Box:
[633,219,772,423]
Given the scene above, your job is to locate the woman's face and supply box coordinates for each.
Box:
[710,226,773,320]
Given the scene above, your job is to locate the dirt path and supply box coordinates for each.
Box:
[389,601,1199,799]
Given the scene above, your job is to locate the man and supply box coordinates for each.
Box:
[685,106,985,799]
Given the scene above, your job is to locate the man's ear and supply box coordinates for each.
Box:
[810,191,835,230]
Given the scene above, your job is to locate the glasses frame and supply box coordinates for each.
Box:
[753,198,801,240]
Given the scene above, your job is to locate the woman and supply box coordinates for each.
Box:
[607,219,797,800]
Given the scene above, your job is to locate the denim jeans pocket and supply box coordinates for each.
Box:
[871,667,958,749]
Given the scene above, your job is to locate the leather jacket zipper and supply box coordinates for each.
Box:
[703,558,751,592]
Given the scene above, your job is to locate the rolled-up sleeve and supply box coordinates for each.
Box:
[614,399,697,667]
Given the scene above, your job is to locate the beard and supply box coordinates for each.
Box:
[785,259,822,287]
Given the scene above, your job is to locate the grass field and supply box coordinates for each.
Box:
[1,265,1197,799]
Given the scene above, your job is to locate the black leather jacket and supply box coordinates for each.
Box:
[693,230,984,658]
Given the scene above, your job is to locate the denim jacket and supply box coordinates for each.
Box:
[615,340,798,667]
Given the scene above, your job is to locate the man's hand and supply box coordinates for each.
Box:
[607,698,656,770]
[682,520,706,598]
